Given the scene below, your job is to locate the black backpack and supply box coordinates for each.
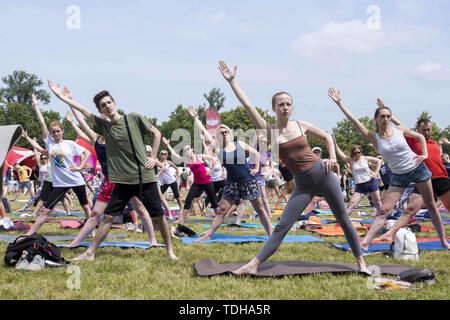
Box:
[4,233,66,266]
[1,198,11,214]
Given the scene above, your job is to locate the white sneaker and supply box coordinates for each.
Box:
[134,223,143,233]
[125,222,134,232]
[15,251,30,270]
[25,255,45,271]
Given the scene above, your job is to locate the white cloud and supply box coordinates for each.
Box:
[290,20,438,58]
[414,62,450,81]
[210,11,227,22]
[290,20,384,58]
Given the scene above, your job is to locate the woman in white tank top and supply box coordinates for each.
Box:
[334,142,382,217]
[329,89,449,251]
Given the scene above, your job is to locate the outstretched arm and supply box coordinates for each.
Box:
[65,110,95,145]
[48,80,96,124]
[186,106,217,148]
[328,88,376,145]
[332,136,351,164]
[219,60,267,130]
[161,137,184,164]
[21,130,48,156]
[32,93,49,139]
[439,137,449,155]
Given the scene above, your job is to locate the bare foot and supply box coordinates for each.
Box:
[374,232,394,244]
[167,250,178,261]
[71,251,95,262]
[193,235,211,242]
[233,263,258,275]
[357,257,371,275]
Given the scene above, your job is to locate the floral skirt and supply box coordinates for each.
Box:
[222,179,261,201]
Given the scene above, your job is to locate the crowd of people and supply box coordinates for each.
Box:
[1,60,449,274]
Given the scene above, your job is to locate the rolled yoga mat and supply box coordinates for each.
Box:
[194,258,416,277]
[0,233,127,243]
[0,125,23,195]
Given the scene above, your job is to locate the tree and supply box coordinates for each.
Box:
[203,88,225,112]
[0,71,50,106]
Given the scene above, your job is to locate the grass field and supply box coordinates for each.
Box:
[1,195,449,302]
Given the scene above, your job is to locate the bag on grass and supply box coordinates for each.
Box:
[4,233,66,266]
[390,227,419,261]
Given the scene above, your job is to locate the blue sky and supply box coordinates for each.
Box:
[1,0,449,132]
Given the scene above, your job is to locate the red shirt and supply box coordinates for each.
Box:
[405,136,448,179]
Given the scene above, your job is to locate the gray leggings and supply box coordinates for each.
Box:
[256,159,362,262]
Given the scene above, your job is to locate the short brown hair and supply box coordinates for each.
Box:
[93,90,114,111]
[49,121,64,131]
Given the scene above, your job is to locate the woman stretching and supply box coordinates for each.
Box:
[161,137,219,224]
[328,88,449,250]
[25,94,92,236]
[218,60,368,274]
[333,141,382,217]
[186,106,273,241]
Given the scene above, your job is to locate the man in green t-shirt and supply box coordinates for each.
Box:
[48,81,177,261]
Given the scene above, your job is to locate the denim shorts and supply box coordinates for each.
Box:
[18,181,31,189]
[390,162,432,188]
[354,178,379,195]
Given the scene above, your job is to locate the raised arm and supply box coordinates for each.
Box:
[219,60,267,130]
[21,130,48,156]
[328,88,376,145]
[332,136,351,164]
[161,137,184,164]
[32,93,49,139]
[186,106,217,147]
[65,110,95,145]
[377,98,404,127]
[438,137,449,155]
[48,80,95,124]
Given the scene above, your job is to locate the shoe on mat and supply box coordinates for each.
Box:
[15,251,30,270]
[125,222,134,232]
[25,255,46,271]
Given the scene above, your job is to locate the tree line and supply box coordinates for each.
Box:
[1,70,449,171]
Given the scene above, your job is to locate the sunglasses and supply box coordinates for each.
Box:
[160,152,167,155]
[353,151,361,155]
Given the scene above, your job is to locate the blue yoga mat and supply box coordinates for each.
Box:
[200,222,278,229]
[182,234,324,244]
[331,240,450,252]
[58,241,165,249]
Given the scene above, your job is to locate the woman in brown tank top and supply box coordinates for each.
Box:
[218,60,369,275]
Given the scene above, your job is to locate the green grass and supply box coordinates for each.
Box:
[1,195,449,300]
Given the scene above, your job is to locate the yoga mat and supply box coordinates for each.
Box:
[14,213,85,218]
[57,241,165,249]
[331,240,450,252]
[182,234,324,244]
[194,258,416,277]
[0,233,127,243]
[200,222,277,229]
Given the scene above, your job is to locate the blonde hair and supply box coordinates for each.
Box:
[215,124,233,144]
[49,121,64,131]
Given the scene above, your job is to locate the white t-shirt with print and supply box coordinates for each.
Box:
[44,135,87,187]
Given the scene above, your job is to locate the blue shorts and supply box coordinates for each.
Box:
[18,181,31,190]
[255,175,266,186]
[354,178,379,195]
[390,162,432,188]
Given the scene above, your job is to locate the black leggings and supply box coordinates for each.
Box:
[183,182,218,210]
[160,181,180,199]
[204,179,225,208]
[256,160,362,262]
